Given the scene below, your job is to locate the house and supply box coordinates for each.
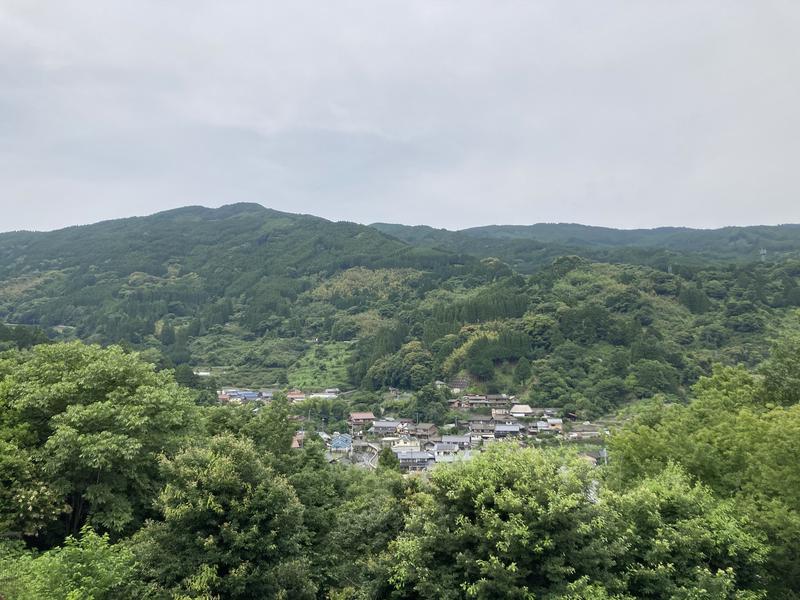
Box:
[462,394,488,408]
[494,424,522,439]
[324,388,341,395]
[547,417,563,431]
[494,417,520,428]
[309,392,338,400]
[468,414,493,424]
[526,406,546,416]
[349,412,376,427]
[286,389,306,402]
[432,442,459,458]
[395,451,435,471]
[492,409,519,425]
[533,418,561,434]
[222,388,264,404]
[510,404,534,418]
[371,420,403,435]
[259,389,277,400]
[528,407,561,417]
[469,417,495,437]
[408,422,438,440]
[391,437,421,453]
[486,394,514,407]
[330,433,353,452]
[441,434,472,449]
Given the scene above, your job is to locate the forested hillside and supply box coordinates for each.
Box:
[372,221,800,273]
[1,204,800,419]
[2,205,800,598]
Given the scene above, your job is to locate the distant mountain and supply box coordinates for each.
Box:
[0,203,474,385]
[372,221,800,272]
[0,203,457,282]
[2,203,799,415]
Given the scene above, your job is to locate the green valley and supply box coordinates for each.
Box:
[1,204,799,419]
[2,204,800,599]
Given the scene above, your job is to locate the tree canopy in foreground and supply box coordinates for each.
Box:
[0,338,798,599]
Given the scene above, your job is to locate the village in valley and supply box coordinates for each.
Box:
[216,380,612,472]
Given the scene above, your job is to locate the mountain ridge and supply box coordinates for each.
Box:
[1,203,799,408]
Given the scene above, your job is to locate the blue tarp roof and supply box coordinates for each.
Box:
[331,434,353,449]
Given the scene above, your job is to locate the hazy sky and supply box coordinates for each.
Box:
[2,1,799,232]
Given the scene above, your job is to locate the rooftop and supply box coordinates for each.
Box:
[350,411,376,420]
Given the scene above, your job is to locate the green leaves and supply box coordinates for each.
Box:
[0,526,137,600]
[0,440,64,537]
[0,342,197,539]
[132,434,316,599]
[388,445,612,598]
[608,349,800,597]
[386,444,767,599]
[759,333,800,407]
[607,465,767,598]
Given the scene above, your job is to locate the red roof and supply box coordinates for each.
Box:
[349,411,376,420]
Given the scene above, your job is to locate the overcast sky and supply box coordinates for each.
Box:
[1,1,799,232]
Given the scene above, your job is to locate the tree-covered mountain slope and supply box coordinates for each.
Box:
[1,203,799,419]
[372,221,800,273]
[0,203,474,384]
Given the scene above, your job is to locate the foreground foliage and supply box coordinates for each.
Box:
[388,447,765,599]
[0,339,797,598]
[0,343,197,542]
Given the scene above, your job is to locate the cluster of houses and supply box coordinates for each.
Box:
[218,387,341,404]
[219,388,607,472]
[332,395,607,472]
[295,424,474,472]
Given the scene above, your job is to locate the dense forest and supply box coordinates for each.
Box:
[1,337,800,598]
[372,221,800,272]
[1,204,800,597]
[1,203,799,421]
